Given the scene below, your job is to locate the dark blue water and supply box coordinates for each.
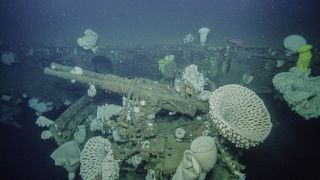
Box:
[0,103,67,180]
[0,0,319,46]
[243,95,320,180]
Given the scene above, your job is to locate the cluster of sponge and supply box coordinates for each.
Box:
[182,64,206,93]
[77,29,99,53]
[273,67,320,119]
[209,84,272,148]
[80,136,120,180]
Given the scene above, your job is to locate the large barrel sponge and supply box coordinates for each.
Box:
[209,84,272,148]
[80,136,120,180]
[283,34,306,52]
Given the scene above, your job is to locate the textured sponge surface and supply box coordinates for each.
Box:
[209,84,272,148]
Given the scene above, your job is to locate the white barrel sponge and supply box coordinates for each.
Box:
[190,136,217,173]
[209,84,272,148]
[198,27,210,46]
[80,136,120,180]
[283,34,306,52]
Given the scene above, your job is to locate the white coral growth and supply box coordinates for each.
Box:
[90,104,122,134]
[28,98,54,116]
[36,116,54,127]
[41,130,52,140]
[1,51,16,66]
[183,34,195,44]
[182,64,206,93]
[70,66,83,75]
[77,29,99,53]
[87,84,96,97]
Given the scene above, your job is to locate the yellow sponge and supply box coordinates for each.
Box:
[297,44,313,73]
